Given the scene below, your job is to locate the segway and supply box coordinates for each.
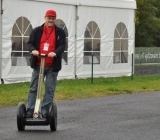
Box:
[17,54,57,131]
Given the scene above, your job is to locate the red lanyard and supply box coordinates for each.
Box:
[45,29,53,43]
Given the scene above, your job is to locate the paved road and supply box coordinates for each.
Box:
[1,92,160,140]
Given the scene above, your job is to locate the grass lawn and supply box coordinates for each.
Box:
[0,74,160,107]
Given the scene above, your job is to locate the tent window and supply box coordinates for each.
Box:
[55,19,68,65]
[84,21,101,64]
[113,22,128,63]
[11,17,32,66]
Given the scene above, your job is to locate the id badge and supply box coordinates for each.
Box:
[44,43,49,51]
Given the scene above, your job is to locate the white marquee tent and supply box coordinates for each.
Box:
[0,0,137,84]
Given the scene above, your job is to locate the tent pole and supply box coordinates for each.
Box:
[74,5,78,79]
[133,9,136,75]
[0,0,2,84]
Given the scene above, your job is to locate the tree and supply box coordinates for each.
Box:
[136,0,160,47]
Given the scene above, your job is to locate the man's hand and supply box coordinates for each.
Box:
[32,50,39,56]
[48,52,56,58]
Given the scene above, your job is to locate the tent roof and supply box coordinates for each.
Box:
[31,0,137,9]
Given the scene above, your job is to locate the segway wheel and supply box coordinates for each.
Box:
[49,103,57,131]
[17,102,26,131]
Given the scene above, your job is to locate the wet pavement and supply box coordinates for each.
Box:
[1,91,160,140]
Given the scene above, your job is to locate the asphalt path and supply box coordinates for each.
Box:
[1,92,160,140]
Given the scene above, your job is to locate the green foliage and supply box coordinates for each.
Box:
[136,0,160,47]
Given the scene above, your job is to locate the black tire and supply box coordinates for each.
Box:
[49,102,57,131]
[17,102,26,131]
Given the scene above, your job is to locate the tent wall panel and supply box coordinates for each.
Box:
[76,6,135,78]
[2,0,76,83]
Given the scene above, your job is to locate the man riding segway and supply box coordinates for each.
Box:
[17,9,66,131]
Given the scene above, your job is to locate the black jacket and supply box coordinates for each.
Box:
[28,24,66,72]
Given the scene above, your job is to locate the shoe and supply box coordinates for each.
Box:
[26,111,33,118]
[42,113,48,118]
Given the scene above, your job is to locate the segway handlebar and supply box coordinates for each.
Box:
[39,54,48,57]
